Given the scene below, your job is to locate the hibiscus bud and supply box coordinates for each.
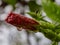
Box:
[5,12,39,31]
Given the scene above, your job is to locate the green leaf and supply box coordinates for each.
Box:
[56,33,60,41]
[39,20,55,30]
[55,29,60,34]
[40,28,57,41]
[27,12,43,21]
[3,0,17,6]
[42,0,60,23]
[28,1,41,12]
[52,41,58,45]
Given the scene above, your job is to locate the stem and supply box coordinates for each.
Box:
[52,41,58,45]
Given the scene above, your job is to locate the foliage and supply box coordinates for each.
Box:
[28,1,41,12]
[28,0,60,45]
[3,0,17,6]
[42,0,60,23]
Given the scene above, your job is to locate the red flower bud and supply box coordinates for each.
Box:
[5,12,39,31]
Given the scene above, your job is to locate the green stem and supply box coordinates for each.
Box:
[52,41,58,45]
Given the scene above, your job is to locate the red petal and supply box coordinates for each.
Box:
[5,12,39,30]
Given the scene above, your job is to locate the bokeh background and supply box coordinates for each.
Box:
[0,0,60,45]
